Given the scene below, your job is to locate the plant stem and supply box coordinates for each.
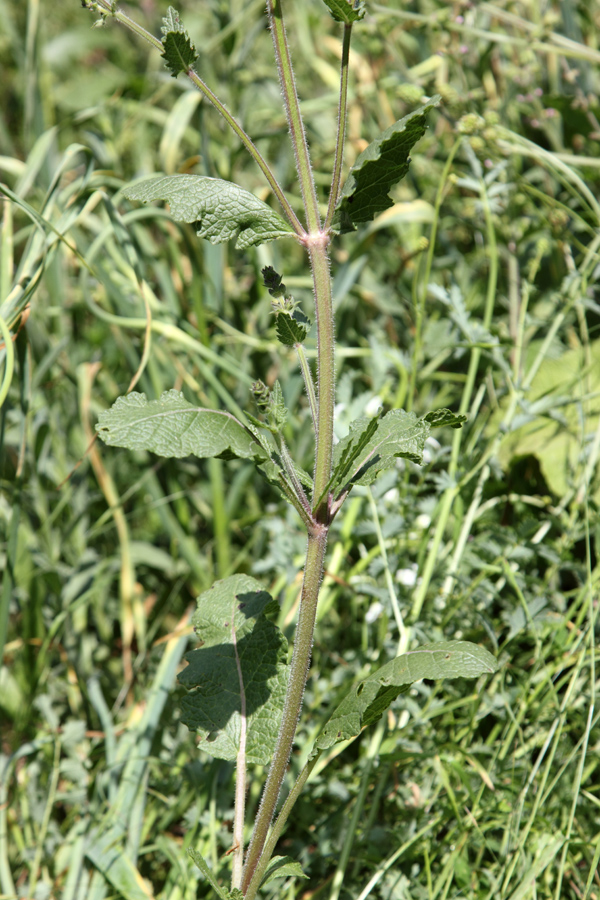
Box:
[241,525,328,893]
[296,342,318,435]
[244,754,320,900]
[266,0,321,234]
[89,0,304,236]
[231,599,248,890]
[242,4,338,888]
[325,23,353,231]
[308,238,336,522]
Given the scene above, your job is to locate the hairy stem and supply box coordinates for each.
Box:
[244,753,320,900]
[308,236,335,521]
[267,0,321,234]
[241,526,328,894]
[325,23,353,231]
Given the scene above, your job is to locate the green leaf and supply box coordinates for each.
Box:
[331,409,430,495]
[262,265,288,298]
[333,97,440,233]
[269,380,287,430]
[187,849,229,900]
[179,575,289,766]
[320,0,366,24]
[315,642,498,752]
[260,856,308,888]
[160,7,198,78]
[123,175,295,249]
[275,309,310,346]
[425,408,468,429]
[96,390,268,462]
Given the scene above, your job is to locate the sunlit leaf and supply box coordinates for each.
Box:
[123,175,295,249]
[96,390,268,462]
[331,409,429,495]
[315,642,498,751]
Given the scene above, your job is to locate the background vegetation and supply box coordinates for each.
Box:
[1,1,599,898]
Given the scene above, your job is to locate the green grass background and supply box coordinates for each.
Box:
[1,1,599,899]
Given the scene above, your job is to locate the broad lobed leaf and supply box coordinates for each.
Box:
[96,390,268,462]
[315,641,498,751]
[123,175,295,249]
[178,575,289,766]
[333,96,441,233]
[331,409,430,496]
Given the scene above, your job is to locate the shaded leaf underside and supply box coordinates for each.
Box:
[178,575,289,765]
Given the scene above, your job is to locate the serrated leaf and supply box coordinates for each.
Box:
[187,849,229,900]
[275,310,310,346]
[333,97,440,233]
[96,390,267,462]
[270,380,287,429]
[178,575,289,765]
[260,857,308,888]
[315,642,498,752]
[425,408,468,429]
[161,31,198,77]
[321,0,365,24]
[123,175,295,249]
[160,6,198,78]
[331,409,429,495]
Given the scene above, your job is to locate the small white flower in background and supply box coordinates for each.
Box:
[365,395,383,417]
[365,601,384,623]
[396,565,418,587]
[415,514,431,530]
[422,435,441,464]
[384,487,399,505]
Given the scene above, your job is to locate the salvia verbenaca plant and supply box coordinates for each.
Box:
[84,1,498,896]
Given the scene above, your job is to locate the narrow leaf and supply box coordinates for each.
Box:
[160,6,198,78]
[333,97,440,233]
[187,849,229,900]
[331,409,430,495]
[179,575,289,766]
[260,857,308,888]
[425,408,468,429]
[123,175,295,249]
[320,0,366,24]
[315,641,498,751]
[96,390,268,462]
